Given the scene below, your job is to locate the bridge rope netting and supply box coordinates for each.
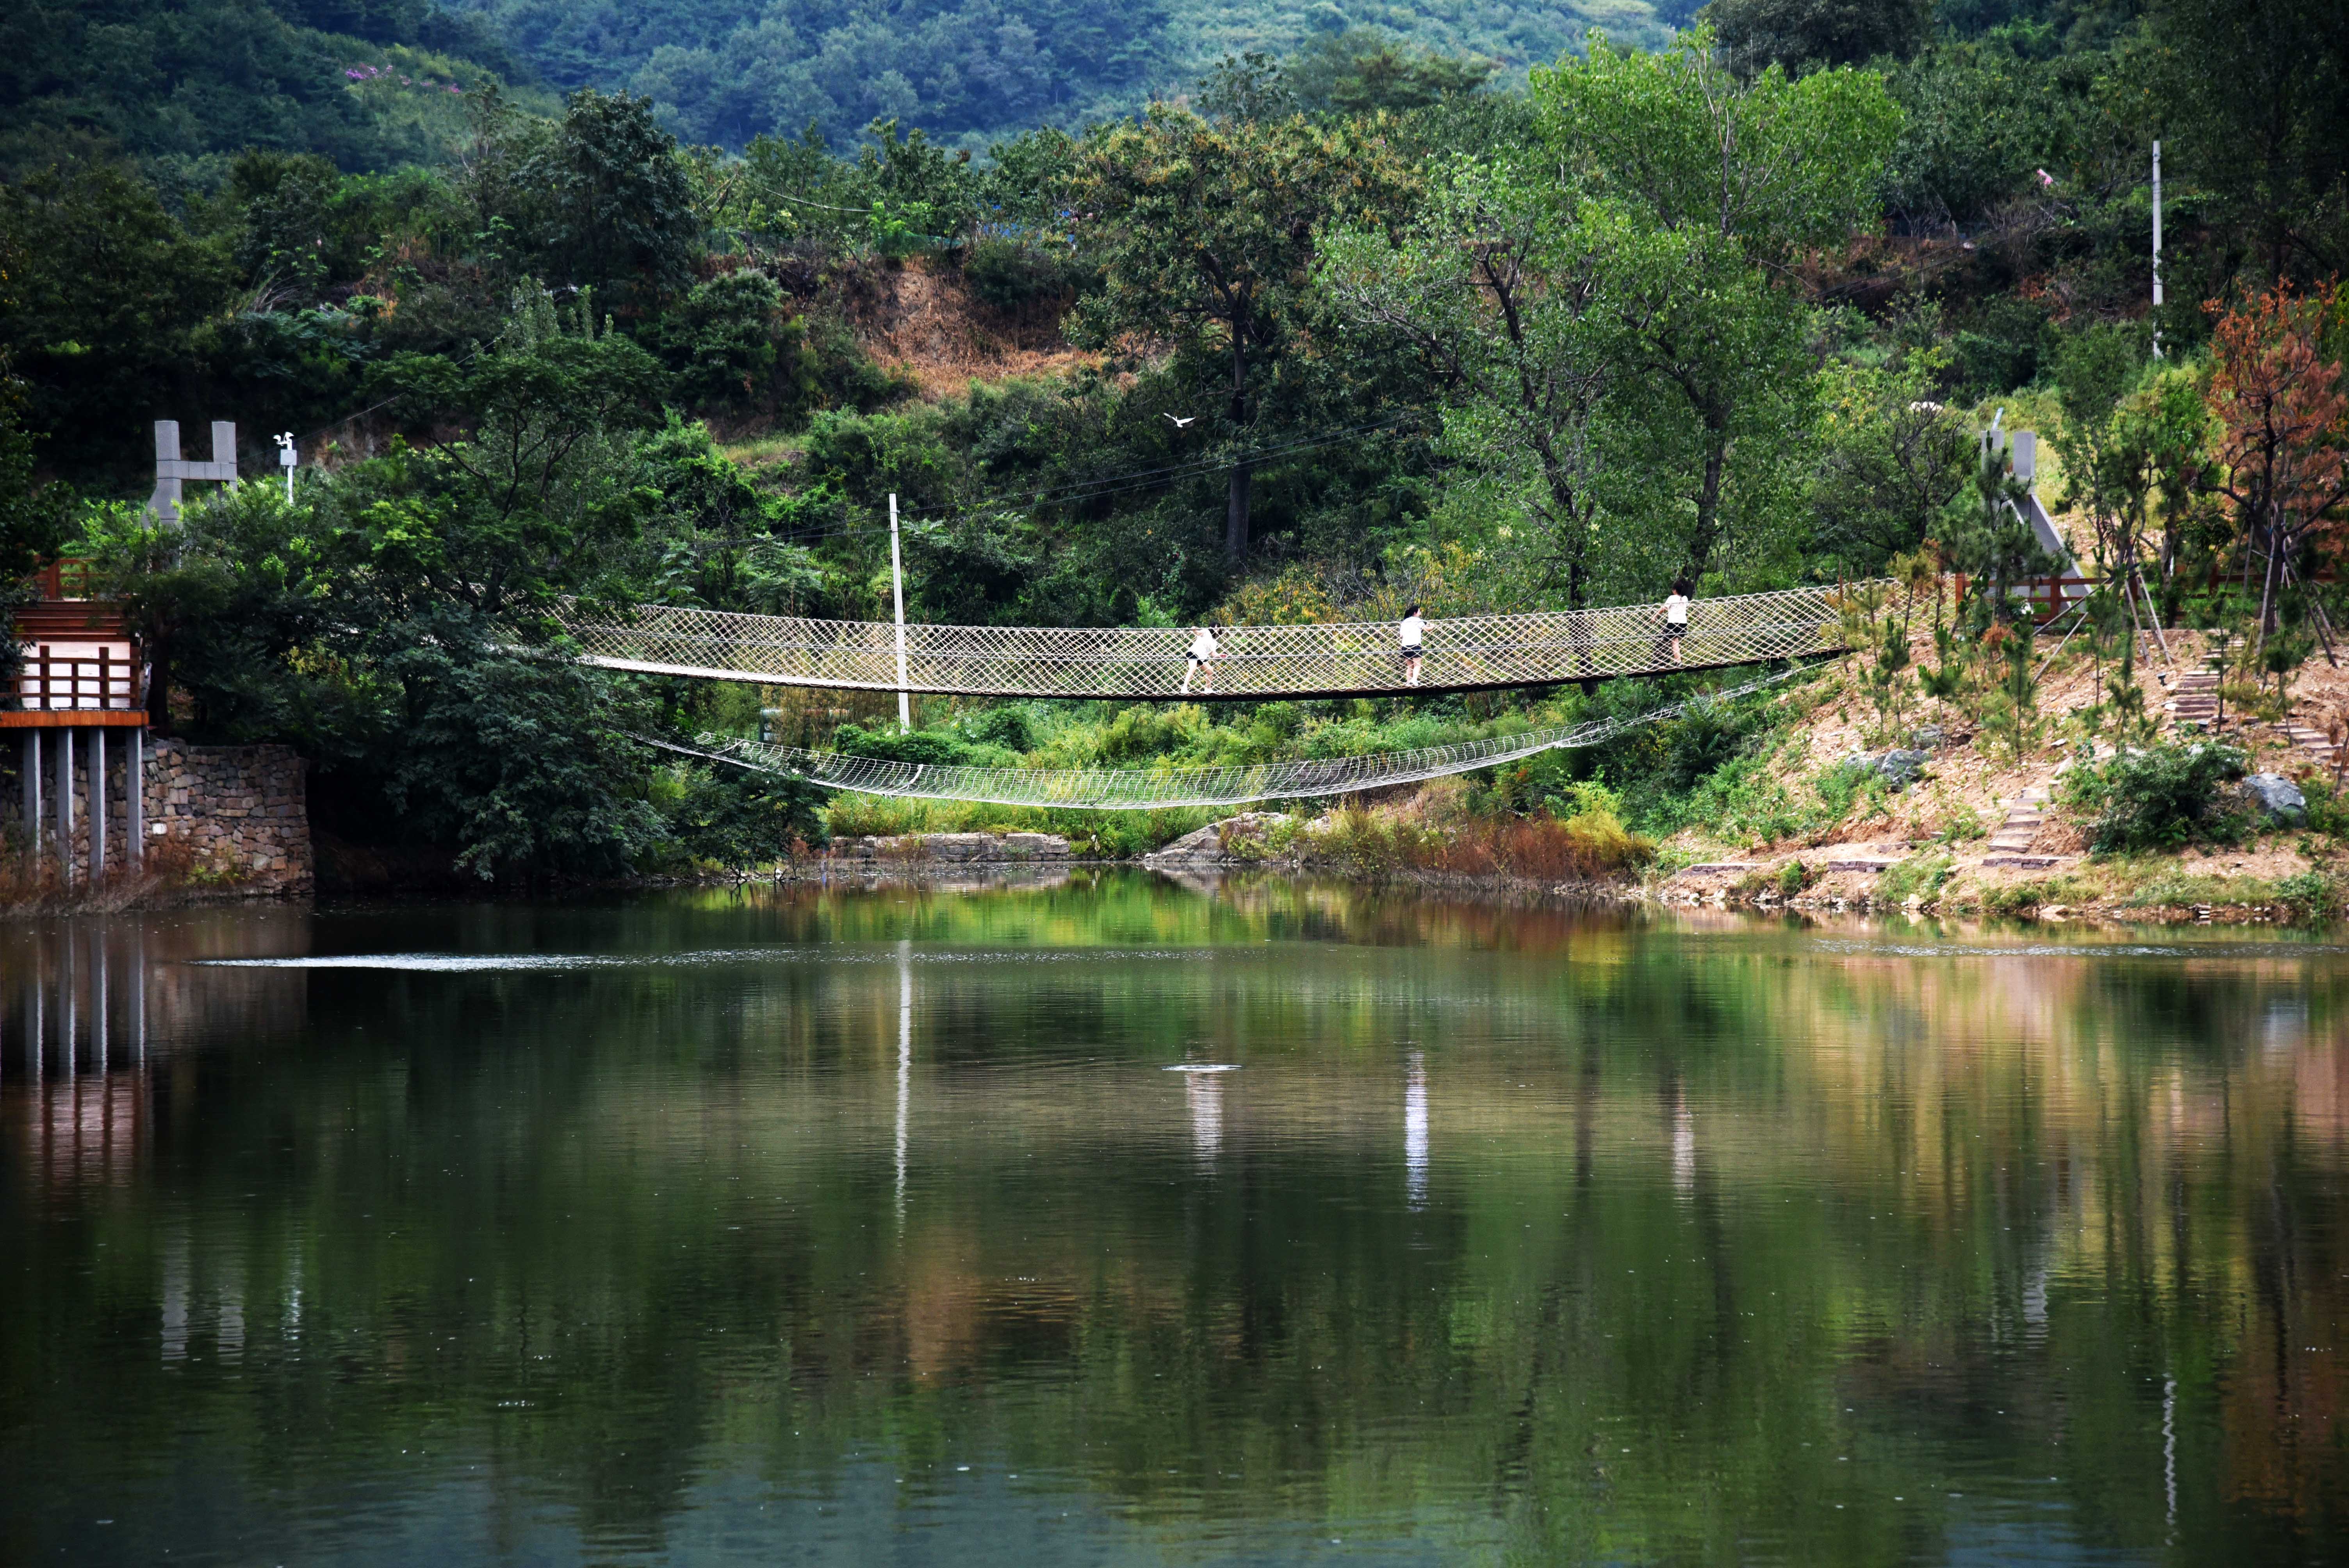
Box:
[662,662,1823,811]
[562,583,1866,699]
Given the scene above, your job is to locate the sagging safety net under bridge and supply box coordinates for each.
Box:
[561,584,1857,700]
[665,664,1818,811]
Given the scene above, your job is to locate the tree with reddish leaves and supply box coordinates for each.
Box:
[2204,280,2349,648]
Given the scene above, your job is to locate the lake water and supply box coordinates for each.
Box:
[3,872,2347,1565]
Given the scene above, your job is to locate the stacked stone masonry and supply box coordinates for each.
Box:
[4,736,312,893]
[149,739,312,892]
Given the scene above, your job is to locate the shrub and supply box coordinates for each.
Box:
[669,764,829,870]
[646,270,818,416]
[2277,870,2342,925]
[962,237,1088,312]
[2063,742,2252,852]
[1876,852,1953,905]
[1664,698,1748,789]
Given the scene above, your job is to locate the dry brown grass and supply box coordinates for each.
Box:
[842,257,1097,401]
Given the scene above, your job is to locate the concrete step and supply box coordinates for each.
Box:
[1981,854,2065,869]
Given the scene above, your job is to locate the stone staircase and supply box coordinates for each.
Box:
[2280,718,2344,772]
[2167,668,2220,731]
[1980,786,2061,870]
[1821,843,1912,874]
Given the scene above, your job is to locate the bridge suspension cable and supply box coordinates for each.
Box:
[659,663,1820,811]
[562,583,1869,700]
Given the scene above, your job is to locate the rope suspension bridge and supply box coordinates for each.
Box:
[560,584,1856,701]
[587,583,1872,810]
[655,663,1821,811]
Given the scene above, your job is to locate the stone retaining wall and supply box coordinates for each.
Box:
[148,738,312,892]
[2,735,312,893]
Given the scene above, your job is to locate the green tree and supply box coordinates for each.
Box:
[370,283,668,616]
[1529,29,1902,581]
[2127,0,2349,280]
[1699,0,1933,73]
[1066,103,1413,563]
[520,89,699,306]
[1285,30,1497,117]
[1321,161,1619,608]
[0,162,234,480]
[1808,353,1973,578]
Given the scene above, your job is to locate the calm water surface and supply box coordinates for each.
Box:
[4,873,2347,1564]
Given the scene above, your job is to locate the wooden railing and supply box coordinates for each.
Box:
[14,645,140,710]
[30,558,96,600]
[1952,573,2099,626]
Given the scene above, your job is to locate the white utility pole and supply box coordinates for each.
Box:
[889,492,910,732]
[2151,141,2164,359]
[275,432,297,501]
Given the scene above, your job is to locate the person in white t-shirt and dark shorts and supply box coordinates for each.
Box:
[1182,626,1220,694]
[1398,604,1424,687]
[1662,580,1692,665]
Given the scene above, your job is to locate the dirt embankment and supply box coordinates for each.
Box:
[830,254,1095,400]
[1654,622,2349,926]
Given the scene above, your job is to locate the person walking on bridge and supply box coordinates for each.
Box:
[1663,580,1692,666]
[1398,603,1424,687]
[1182,625,1220,695]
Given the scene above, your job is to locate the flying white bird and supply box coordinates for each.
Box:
[1164,413,1195,428]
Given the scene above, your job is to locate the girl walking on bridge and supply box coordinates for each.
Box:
[1663,580,1692,665]
[1182,626,1220,695]
[1399,604,1424,687]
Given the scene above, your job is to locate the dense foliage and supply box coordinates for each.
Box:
[4,0,2347,880]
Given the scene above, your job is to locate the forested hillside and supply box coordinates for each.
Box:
[3,0,2347,887]
[0,0,530,178]
[456,0,1684,150]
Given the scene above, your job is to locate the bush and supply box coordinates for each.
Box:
[2064,742,2252,852]
[646,270,816,417]
[962,237,1087,312]
[1665,697,1749,789]
[669,765,829,870]
[2277,870,2342,925]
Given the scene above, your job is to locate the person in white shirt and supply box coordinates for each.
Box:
[1662,579,1692,665]
[1398,603,1424,687]
[1182,625,1219,694]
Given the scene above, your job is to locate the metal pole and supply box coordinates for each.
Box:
[87,727,105,884]
[889,492,910,734]
[2151,141,2164,359]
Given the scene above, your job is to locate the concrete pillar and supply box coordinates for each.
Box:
[87,727,105,883]
[54,725,72,884]
[126,728,143,871]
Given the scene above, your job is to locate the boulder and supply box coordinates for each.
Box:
[1847,748,1932,789]
[1143,813,1292,869]
[2241,773,2308,825]
[1911,725,1946,750]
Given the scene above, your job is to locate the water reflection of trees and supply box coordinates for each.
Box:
[3,892,2348,1560]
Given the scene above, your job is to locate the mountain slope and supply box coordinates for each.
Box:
[452,0,1683,150]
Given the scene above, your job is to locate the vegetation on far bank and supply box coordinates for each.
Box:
[3,1,2347,894]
